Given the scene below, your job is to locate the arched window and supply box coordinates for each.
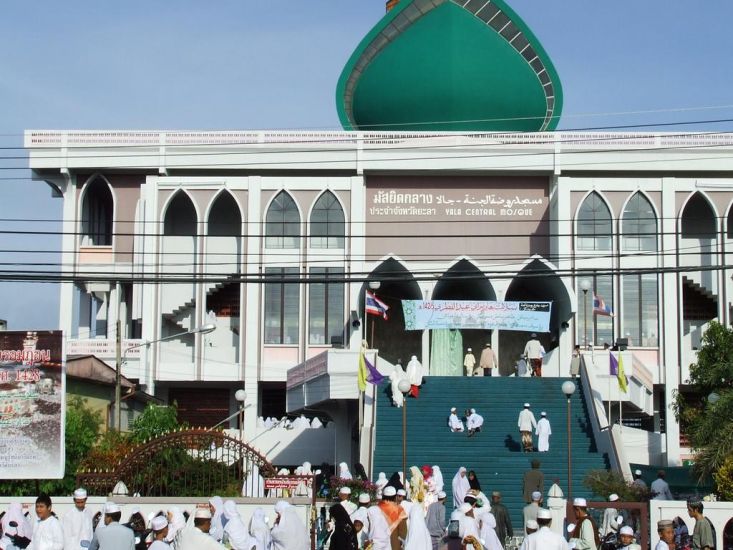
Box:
[81,178,113,246]
[265,191,300,249]
[727,206,733,239]
[208,191,241,236]
[310,191,345,249]
[681,193,716,238]
[577,192,612,251]
[164,192,197,236]
[622,193,657,251]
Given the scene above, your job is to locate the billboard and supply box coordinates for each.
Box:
[402,300,552,332]
[0,331,65,479]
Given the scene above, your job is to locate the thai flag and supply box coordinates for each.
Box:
[593,294,614,317]
[366,290,389,320]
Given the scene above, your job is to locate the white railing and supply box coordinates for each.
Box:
[67,338,143,359]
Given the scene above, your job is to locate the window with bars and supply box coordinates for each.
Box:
[265,191,300,249]
[264,267,300,344]
[622,193,657,252]
[308,267,345,345]
[623,273,659,347]
[310,191,345,249]
[577,192,612,251]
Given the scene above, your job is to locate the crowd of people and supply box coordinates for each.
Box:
[0,490,309,550]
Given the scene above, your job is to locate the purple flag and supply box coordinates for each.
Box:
[609,352,619,375]
[365,355,386,385]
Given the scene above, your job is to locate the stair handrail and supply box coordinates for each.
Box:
[579,355,628,478]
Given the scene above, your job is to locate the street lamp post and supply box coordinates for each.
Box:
[562,380,576,519]
[117,323,217,430]
[579,279,592,350]
[397,379,411,478]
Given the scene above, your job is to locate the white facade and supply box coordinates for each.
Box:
[26,130,733,466]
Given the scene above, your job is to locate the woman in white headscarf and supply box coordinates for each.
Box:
[248,508,271,550]
[338,462,353,480]
[405,356,424,397]
[404,502,432,550]
[209,496,225,542]
[375,472,388,498]
[476,508,503,550]
[222,501,257,550]
[390,362,408,407]
[166,507,187,542]
[431,466,444,494]
[452,467,471,509]
[270,501,309,550]
[409,466,425,504]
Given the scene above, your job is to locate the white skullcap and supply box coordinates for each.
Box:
[524,403,530,408]
[194,508,212,519]
[620,526,634,536]
[151,516,168,531]
[467,348,472,351]
[573,497,587,507]
[73,488,88,499]
[537,508,552,519]
[634,469,642,476]
[383,486,396,497]
[541,411,547,417]
[525,519,538,530]
[339,487,351,495]
[358,493,370,504]
[104,502,120,514]
[458,503,473,513]
[438,491,447,499]
[397,489,407,496]
[609,493,619,502]
[531,491,542,501]
[470,408,476,414]
[451,407,456,412]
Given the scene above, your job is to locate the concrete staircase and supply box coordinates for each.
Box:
[372,376,609,529]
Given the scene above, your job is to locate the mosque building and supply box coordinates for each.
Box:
[24,0,733,472]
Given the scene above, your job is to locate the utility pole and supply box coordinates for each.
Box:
[115,282,122,431]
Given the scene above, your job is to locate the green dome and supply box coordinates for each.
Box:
[336,0,562,132]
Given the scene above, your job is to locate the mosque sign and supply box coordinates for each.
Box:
[402,300,552,332]
[0,330,65,479]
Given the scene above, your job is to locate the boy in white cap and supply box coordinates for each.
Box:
[523,492,542,529]
[448,407,465,432]
[518,403,538,452]
[536,412,552,452]
[466,408,484,437]
[149,516,170,549]
[631,469,647,489]
[569,498,599,550]
[520,508,569,549]
[617,525,636,548]
[62,488,94,550]
[655,519,674,550]
[600,494,620,537]
[338,487,357,515]
[89,502,135,550]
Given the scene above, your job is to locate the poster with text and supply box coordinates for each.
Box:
[402,300,552,332]
[0,331,65,479]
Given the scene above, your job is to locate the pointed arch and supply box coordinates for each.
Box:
[621,191,657,251]
[265,190,301,249]
[207,190,242,236]
[432,259,496,301]
[680,191,717,238]
[163,190,198,236]
[80,175,114,246]
[576,191,612,251]
[726,199,733,239]
[309,190,345,249]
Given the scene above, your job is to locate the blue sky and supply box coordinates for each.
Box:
[2,0,733,329]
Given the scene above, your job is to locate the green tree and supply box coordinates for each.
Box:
[130,403,185,443]
[673,321,733,483]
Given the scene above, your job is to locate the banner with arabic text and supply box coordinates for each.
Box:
[0,331,65,479]
[402,300,551,332]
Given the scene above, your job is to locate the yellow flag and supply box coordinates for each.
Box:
[357,351,367,392]
[617,353,628,393]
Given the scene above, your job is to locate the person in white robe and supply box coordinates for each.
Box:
[519,508,568,550]
[518,403,538,453]
[457,504,481,550]
[62,488,94,550]
[208,496,225,542]
[222,501,257,550]
[406,356,424,397]
[431,466,444,494]
[448,408,465,432]
[466,409,484,437]
[390,363,408,407]
[248,508,271,550]
[375,472,389,498]
[404,502,432,550]
[310,417,323,429]
[177,509,227,550]
[243,465,265,497]
[476,509,503,550]
[409,466,426,505]
[166,507,187,543]
[270,501,309,550]
[600,494,620,537]
[29,495,65,550]
[2,502,33,549]
[338,462,353,480]
[536,412,552,452]
[148,515,170,550]
[366,505,391,550]
[546,482,566,537]
[350,507,369,549]
[452,467,471,509]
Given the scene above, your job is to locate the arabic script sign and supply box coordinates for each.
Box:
[402,301,552,332]
[0,330,65,479]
